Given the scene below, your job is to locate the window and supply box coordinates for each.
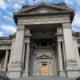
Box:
[41,42,47,46]
[49,42,52,46]
[35,39,53,47]
[37,42,39,47]
[42,63,47,66]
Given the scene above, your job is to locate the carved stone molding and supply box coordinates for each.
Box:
[37,55,52,59]
[0,40,11,44]
[57,27,63,34]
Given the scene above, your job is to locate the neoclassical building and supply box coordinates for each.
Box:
[0,2,80,79]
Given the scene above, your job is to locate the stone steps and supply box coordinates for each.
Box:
[11,76,76,80]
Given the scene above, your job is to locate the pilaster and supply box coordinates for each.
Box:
[62,22,77,69]
[8,25,25,78]
[4,50,9,72]
[62,22,80,78]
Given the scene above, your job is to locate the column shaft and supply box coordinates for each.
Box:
[58,42,63,71]
[8,39,15,71]
[4,50,9,72]
[62,42,66,68]
[26,43,30,72]
[22,43,26,71]
[23,43,30,77]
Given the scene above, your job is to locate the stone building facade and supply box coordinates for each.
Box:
[0,2,80,79]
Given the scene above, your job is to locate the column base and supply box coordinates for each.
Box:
[7,71,21,78]
[59,70,66,77]
[22,71,28,77]
[59,70,80,78]
[7,62,22,78]
[66,70,80,78]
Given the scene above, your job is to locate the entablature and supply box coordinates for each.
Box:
[0,40,12,45]
[18,16,70,25]
[0,45,11,50]
[0,37,12,50]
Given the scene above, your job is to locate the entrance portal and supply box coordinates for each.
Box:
[40,62,48,76]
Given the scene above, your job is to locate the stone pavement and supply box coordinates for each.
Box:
[11,76,76,80]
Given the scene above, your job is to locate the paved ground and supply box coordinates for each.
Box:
[11,76,76,80]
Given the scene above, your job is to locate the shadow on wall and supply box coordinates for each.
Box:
[76,76,80,80]
[0,69,10,80]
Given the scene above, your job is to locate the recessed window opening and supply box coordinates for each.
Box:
[41,42,47,46]
[42,63,47,66]
[49,42,52,46]
[37,42,39,46]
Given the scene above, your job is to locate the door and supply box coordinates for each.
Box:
[40,62,48,76]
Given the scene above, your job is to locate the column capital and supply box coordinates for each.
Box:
[62,22,72,28]
[17,24,25,31]
[25,34,32,37]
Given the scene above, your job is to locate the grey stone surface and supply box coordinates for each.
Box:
[0,2,80,79]
[11,76,76,80]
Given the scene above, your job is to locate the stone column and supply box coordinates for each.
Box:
[23,41,30,77]
[58,41,63,72]
[62,22,77,70]
[22,43,26,71]
[8,25,25,78]
[57,28,63,74]
[4,50,9,72]
[62,42,66,68]
[23,29,31,77]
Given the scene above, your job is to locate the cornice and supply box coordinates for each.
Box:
[13,3,74,24]
[0,40,11,45]
[14,2,73,15]
[0,37,11,40]
[14,11,73,16]
[14,12,73,24]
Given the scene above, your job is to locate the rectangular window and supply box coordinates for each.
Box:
[41,42,47,46]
